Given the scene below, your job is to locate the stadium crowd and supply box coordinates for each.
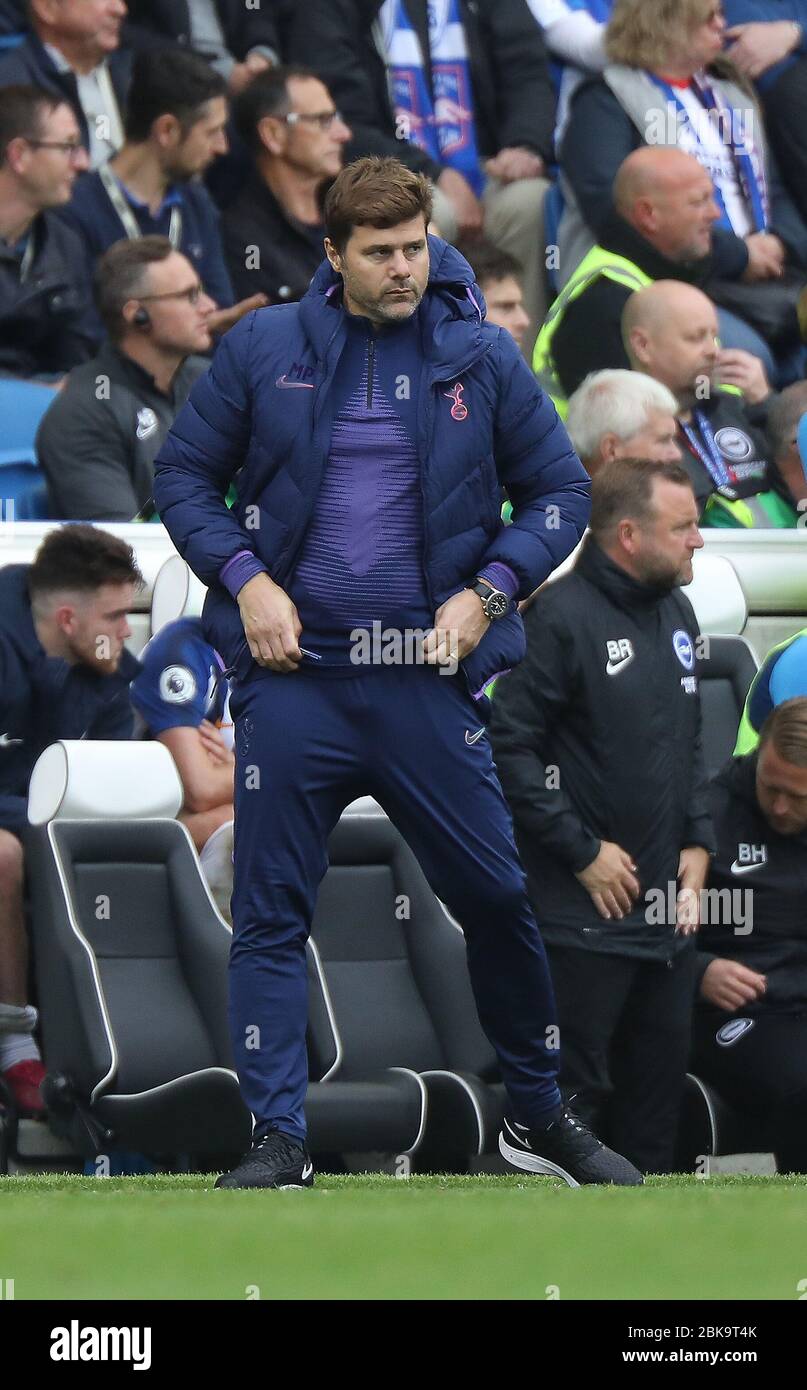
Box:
[1,0,807,1176]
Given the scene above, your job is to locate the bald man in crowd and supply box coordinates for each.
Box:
[536,147,784,405]
[623,282,797,528]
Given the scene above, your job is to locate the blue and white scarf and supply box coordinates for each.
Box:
[650,72,769,234]
[380,0,484,194]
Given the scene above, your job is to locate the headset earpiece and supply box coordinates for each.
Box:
[133,306,151,328]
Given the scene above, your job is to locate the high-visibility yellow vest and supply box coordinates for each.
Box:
[734,626,807,754]
[531,246,796,528]
[703,489,798,529]
[532,245,653,417]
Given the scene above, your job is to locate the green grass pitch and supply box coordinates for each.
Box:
[1,1173,806,1300]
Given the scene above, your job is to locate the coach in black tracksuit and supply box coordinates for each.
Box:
[491,457,716,1173]
[692,711,807,1173]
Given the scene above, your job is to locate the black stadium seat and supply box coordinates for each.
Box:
[311,814,506,1170]
[697,635,759,777]
[24,742,429,1167]
[27,814,252,1159]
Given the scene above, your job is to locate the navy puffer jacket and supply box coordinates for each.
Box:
[153,237,591,694]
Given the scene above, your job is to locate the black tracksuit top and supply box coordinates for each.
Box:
[490,537,716,961]
[697,753,807,1012]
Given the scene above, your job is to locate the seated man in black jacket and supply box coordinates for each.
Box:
[0,524,141,1117]
[222,66,352,306]
[693,697,807,1173]
[37,236,214,521]
[490,457,715,1174]
[623,281,797,527]
[0,84,95,382]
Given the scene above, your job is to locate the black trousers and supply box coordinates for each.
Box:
[764,60,807,228]
[691,1009,807,1174]
[545,943,698,1174]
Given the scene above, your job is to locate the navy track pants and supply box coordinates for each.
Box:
[229,662,561,1141]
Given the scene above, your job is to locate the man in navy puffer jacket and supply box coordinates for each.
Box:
[154,155,642,1190]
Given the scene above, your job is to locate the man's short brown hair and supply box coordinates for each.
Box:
[324,156,433,252]
[95,235,175,342]
[0,84,64,164]
[28,525,143,604]
[758,697,807,769]
[590,457,695,539]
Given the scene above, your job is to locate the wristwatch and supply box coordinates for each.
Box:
[469,578,510,620]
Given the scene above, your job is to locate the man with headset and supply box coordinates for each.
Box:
[37,236,214,521]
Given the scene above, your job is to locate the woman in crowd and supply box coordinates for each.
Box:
[559,0,807,372]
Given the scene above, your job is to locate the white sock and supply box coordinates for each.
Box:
[0,1031,41,1070]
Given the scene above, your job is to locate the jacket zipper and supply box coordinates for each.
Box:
[366,334,375,407]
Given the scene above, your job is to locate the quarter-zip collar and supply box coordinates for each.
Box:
[576,536,680,612]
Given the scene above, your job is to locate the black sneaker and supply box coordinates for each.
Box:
[214,1131,315,1190]
[499,1107,643,1187]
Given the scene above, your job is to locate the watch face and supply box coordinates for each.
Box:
[486,591,509,618]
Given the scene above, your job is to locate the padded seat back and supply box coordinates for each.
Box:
[0,378,58,520]
[683,553,747,634]
[65,845,217,1093]
[698,635,759,777]
[311,817,497,1081]
[150,554,207,635]
[27,817,234,1101]
[312,861,446,1077]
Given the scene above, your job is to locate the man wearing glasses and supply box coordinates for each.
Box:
[222,66,352,307]
[0,84,95,383]
[36,236,215,521]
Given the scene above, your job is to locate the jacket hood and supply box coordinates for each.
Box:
[298,235,489,379]
[714,750,758,805]
[0,565,44,663]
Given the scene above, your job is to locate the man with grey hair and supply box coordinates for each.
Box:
[566,369,682,476]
